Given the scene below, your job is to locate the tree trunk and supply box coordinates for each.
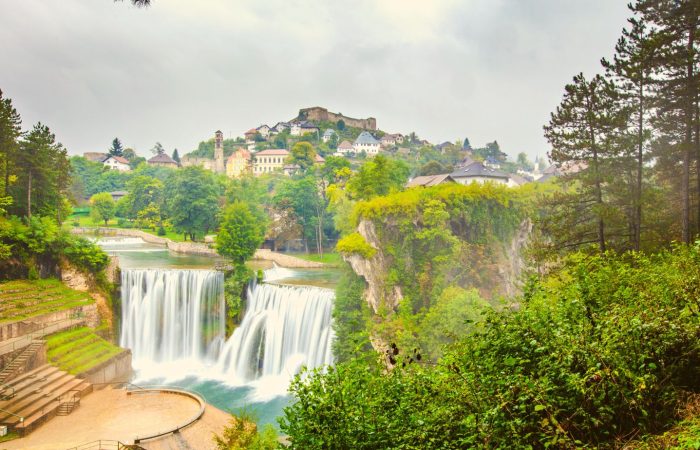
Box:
[588,119,606,252]
[682,26,695,243]
[26,171,32,219]
[635,81,644,251]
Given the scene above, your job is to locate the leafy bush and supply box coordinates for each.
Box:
[336,233,376,259]
[281,246,700,448]
[62,236,109,273]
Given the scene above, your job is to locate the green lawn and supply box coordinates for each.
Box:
[66,212,188,242]
[291,252,343,267]
[0,279,94,324]
[45,327,124,375]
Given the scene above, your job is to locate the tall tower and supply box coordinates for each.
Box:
[214,130,224,174]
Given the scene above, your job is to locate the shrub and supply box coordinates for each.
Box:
[336,232,376,259]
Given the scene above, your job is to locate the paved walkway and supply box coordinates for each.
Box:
[1,387,228,450]
[0,318,84,357]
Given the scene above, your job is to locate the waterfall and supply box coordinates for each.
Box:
[119,268,334,390]
[216,282,335,384]
[120,269,226,365]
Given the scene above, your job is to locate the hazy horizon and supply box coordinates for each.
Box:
[1,0,630,159]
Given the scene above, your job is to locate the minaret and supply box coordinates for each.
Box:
[214,130,224,174]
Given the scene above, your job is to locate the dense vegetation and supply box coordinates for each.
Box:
[0,279,94,324]
[282,247,700,448]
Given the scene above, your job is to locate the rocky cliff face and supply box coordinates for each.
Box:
[343,220,403,313]
[346,218,532,315]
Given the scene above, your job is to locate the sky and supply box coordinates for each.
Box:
[0,0,630,160]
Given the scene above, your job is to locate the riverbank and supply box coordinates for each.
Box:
[71,227,325,268]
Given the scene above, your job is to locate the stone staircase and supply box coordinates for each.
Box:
[0,340,44,385]
[0,364,92,436]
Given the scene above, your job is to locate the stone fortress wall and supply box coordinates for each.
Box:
[298,106,377,130]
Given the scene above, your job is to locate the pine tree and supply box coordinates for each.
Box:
[602,10,658,250]
[11,123,69,219]
[172,148,180,165]
[634,0,700,242]
[108,137,124,157]
[0,89,22,199]
[151,142,165,155]
[544,73,627,252]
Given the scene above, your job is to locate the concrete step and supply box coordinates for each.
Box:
[0,371,75,423]
[14,381,92,433]
[0,366,64,410]
[2,375,86,426]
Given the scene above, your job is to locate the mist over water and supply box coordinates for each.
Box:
[119,267,334,404]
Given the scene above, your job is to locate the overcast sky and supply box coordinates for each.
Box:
[0,0,630,160]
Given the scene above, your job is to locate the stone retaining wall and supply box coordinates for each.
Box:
[0,304,98,342]
[78,349,132,386]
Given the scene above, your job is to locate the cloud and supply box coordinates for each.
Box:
[0,0,629,159]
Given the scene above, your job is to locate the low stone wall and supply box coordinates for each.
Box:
[0,304,98,343]
[78,349,132,387]
[253,249,325,268]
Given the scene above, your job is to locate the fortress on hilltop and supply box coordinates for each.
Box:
[296,107,377,130]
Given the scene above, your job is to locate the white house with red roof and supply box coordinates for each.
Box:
[103,155,131,172]
[253,149,289,175]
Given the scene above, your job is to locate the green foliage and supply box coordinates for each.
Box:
[0,215,107,278]
[223,265,253,331]
[332,265,373,363]
[164,166,220,241]
[213,412,278,450]
[216,201,267,265]
[89,192,116,225]
[336,233,375,259]
[0,278,94,324]
[346,155,409,200]
[187,137,242,159]
[107,137,123,157]
[282,246,700,448]
[288,141,317,173]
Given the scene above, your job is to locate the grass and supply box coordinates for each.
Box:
[0,431,19,443]
[0,279,94,324]
[67,212,189,242]
[290,252,343,267]
[45,327,124,375]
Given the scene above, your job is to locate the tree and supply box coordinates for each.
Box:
[123,175,163,221]
[274,176,326,254]
[172,148,180,165]
[122,148,137,161]
[516,152,534,171]
[602,9,657,250]
[0,89,22,200]
[634,0,700,243]
[151,142,165,155]
[336,119,345,131]
[347,155,410,200]
[165,166,219,241]
[544,73,626,252]
[11,123,70,220]
[462,137,472,149]
[287,142,317,173]
[216,201,267,265]
[328,132,339,149]
[418,160,448,176]
[108,138,123,157]
[90,192,116,226]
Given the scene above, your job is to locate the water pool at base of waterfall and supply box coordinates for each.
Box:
[132,374,291,429]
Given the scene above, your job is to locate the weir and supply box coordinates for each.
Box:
[119,268,334,386]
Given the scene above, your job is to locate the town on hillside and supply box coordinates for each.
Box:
[82,105,565,195]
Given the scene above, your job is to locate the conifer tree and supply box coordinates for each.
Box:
[544,73,627,252]
[172,148,180,165]
[108,137,124,157]
[0,89,22,199]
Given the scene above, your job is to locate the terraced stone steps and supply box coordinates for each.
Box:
[0,364,92,435]
[0,341,43,385]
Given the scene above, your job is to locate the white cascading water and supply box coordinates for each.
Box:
[120,267,334,395]
[120,269,226,366]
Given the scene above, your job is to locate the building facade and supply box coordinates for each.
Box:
[253,149,289,175]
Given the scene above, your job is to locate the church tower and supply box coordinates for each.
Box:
[214,130,225,174]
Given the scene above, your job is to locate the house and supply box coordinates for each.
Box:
[315,154,326,164]
[380,134,400,147]
[109,191,128,202]
[449,161,510,186]
[147,153,178,168]
[335,140,354,156]
[256,125,271,138]
[290,121,319,137]
[322,129,336,143]
[244,128,258,143]
[103,156,131,172]
[226,148,251,178]
[353,131,381,156]
[83,152,107,162]
[456,156,476,169]
[283,154,327,176]
[484,156,502,169]
[435,141,454,153]
[508,174,530,186]
[395,147,411,156]
[270,122,289,134]
[406,174,455,188]
[253,149,289,175]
